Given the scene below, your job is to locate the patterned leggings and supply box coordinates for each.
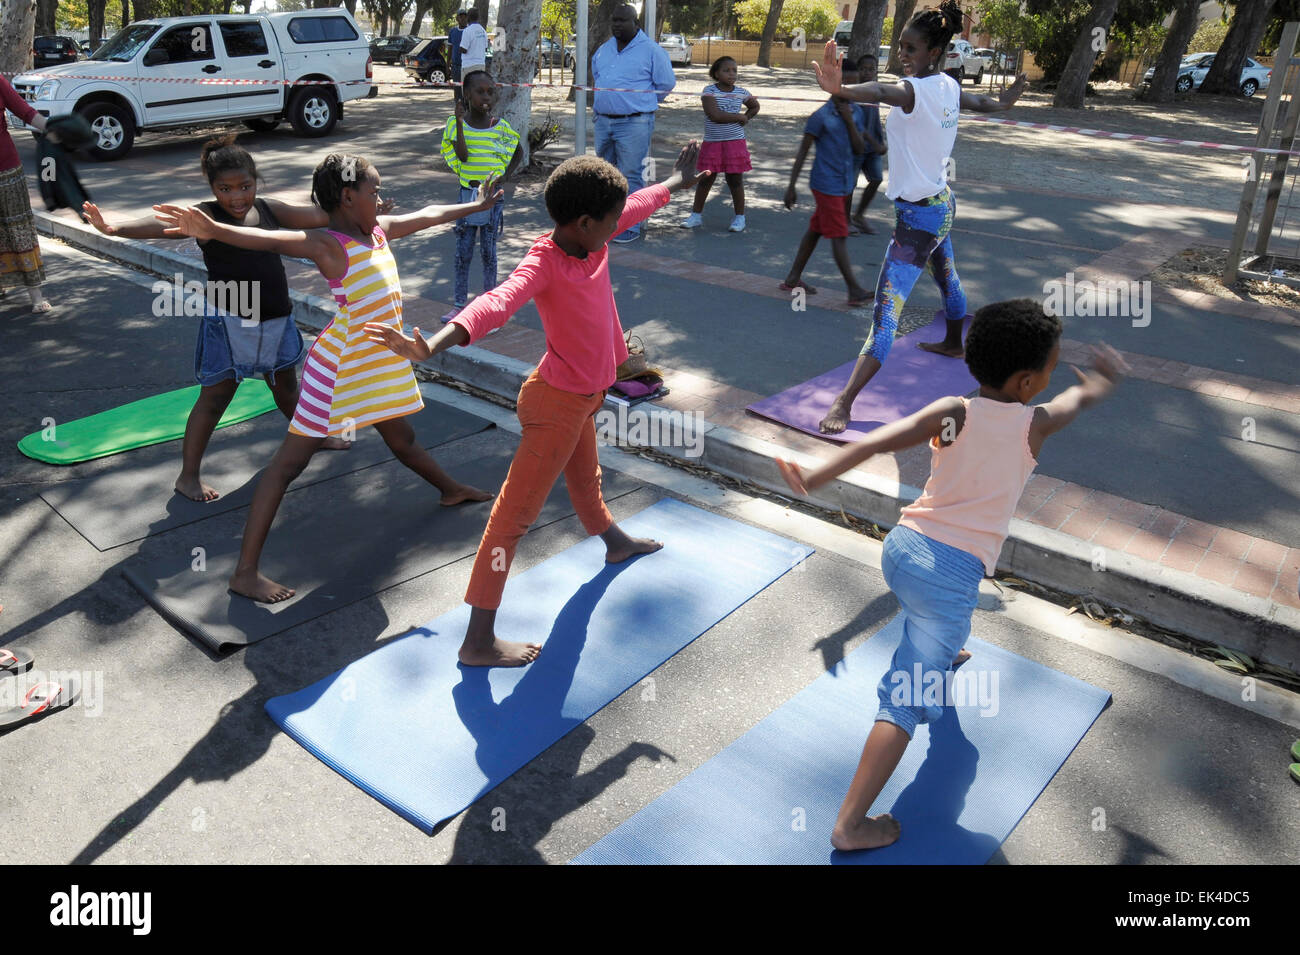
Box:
[860,188,968,361]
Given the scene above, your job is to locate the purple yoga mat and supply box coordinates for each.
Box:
[747,312,978,443]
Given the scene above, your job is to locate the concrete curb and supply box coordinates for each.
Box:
[36,209,1300,671]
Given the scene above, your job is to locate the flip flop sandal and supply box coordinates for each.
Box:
[0,675,80,728]
[0,647,34,676]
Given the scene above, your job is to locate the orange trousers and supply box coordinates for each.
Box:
[464,370,615,610]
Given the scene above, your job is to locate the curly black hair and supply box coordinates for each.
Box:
[910,0,963,53]
[200,134,258,185]
[709,55,736,80]
[964,298,1062,388]
[544,156,627,225]
[311,153,374,211]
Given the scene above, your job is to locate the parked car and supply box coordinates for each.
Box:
[943,38,984,83]
[369,34,420,64]
[403,37,450,83]
[539,36,567,67]
[12,10,375,160]
[78,40,95,57]
[833,20,852,51]
[32,35,79,67]
[660,33,691,66]
[697,35,724,43]
[972,47,995,72]
[1141,51,1271,97]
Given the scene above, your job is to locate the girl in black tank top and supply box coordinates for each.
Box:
[81,136,351,503]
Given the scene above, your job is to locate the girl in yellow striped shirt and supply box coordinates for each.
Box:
[156,154,502,604]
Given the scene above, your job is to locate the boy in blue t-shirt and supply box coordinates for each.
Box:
[780,64,871,306]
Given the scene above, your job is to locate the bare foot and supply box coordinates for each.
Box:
[818,399,851,435]
[953,649,971,667]
[831,813,901,851]
[605,536,663,564]
[917,339,964,358]
[458,637,542,667]
[440,483,494,507]
[847,286,872,307]
[321,436,352,451]
[228,569,295,603]
[851,216,876,234]
[175,475,220,502]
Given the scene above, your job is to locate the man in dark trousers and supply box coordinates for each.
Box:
[449,8,467,101]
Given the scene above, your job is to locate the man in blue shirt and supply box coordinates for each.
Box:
[590,3,676,242]
[448,9,467,101]
[779,64,870,305]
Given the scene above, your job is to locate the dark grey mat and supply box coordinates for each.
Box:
[121,448,644,652]
[40,403,494,551]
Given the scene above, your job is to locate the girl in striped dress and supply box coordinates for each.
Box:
[156,154,500,603]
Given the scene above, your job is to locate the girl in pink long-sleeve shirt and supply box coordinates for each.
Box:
[367,145,709,667]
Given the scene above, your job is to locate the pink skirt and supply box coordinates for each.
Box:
[698,138,752,174]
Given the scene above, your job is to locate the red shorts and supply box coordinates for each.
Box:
[809,188,850,239]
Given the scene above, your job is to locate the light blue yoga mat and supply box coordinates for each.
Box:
[265,498,814,833]
[573,617,1111,864]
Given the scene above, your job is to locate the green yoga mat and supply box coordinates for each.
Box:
[16,381,279,465]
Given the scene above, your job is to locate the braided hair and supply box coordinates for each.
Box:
[910,0,963,55]
[311,153,374,211]
[200,134,258,185]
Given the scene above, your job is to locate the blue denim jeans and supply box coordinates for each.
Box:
[594,111,654,239]
[453,194,504,307]
[875,524,984,738]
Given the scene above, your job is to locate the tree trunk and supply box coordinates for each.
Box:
[1052,0,1120,108]
[133,0,155,23]
[88,0,105,46]
[473,0,490,28]
[756,0,785,68]
[493,0,541,166]
[35,0,57,36]
[409,0,430,35]
[0,0,36,74]
[886,0,915,74]
[847,0,888,65]
[343,0,357,16]
[121,0,130,28]
[1200,0,1276,95]
[1138,0,1200,102]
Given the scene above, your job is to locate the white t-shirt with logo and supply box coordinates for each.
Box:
[460,22,488,73]
[884,71,960,202]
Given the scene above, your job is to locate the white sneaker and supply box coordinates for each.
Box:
[682,212,703,228]
[729,215,746,232]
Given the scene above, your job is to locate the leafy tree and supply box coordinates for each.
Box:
[1199,0,1274,94]
[733,0,837,40]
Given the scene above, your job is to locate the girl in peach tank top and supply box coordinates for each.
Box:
[157,154,503,605]
[778,299,1128,854]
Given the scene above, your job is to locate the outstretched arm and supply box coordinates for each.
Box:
[1028,344,1128,455]
[813,40,913,108]
[84,201,173,239]
[379,176,504,240]
[153,203,345,275]
[261,197,330,230]
[779,396,965,495]
[959,73,1028,113]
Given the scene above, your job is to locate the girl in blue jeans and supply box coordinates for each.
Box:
[780,298,1128,852]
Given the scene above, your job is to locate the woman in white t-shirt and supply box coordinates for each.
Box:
[811,0,1027,435]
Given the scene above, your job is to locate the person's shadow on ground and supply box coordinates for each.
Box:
[447,559,675,864]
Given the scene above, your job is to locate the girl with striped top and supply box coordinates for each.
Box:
[156,154,501,603]
[683,57,759,233]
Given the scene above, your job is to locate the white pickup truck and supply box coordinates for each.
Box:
[9,10,375,160]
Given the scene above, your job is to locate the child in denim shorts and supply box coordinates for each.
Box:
[779,299,1128,852]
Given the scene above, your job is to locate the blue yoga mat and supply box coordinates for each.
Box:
[573,617,1111,864]
[265,498,814,833]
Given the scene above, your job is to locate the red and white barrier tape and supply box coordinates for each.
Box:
[6,70,1296,157]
